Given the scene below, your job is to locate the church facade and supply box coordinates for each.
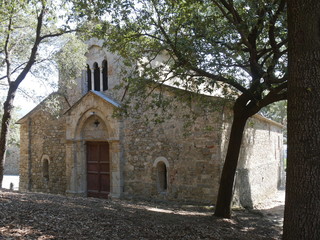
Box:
[18,40,284,207]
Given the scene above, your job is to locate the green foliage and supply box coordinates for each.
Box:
[0,0,82,95]
[260,100,287,125]
[260,100,287,142]
[7,111,20,147]
[42,94,66,119]
[0,0,85,182]
[74,0,287,111]
[247,120,255,128]
[54,34,87,90]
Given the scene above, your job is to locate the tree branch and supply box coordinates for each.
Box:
[0,61,29,81]
[40,29,76,41]
[266,0,287,78]
[248,4,267,81]
[244,81,287,116]
[212,0,251,50]
[4,12,13,85]
[149,1,249,94]
[12,2,46,88]
[213,0,266,92]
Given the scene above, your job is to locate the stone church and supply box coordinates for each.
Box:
[18,39,284,208]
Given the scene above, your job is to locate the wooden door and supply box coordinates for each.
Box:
[87,141,110,198]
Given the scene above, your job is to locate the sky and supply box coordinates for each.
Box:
[4,73,58,118]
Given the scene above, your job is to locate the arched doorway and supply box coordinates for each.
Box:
[65,93,122,199]
[87,141,110,198]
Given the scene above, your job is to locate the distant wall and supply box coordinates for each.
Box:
[233,115,283,208]
[4,146,20,175]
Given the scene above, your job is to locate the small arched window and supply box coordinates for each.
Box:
[157,162,167,191]
[102,60,108,91]
[153,157,169,193]
[93,62,100,91]
[42,156,50,181]
[87,64,92,92]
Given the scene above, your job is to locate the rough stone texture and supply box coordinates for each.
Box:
[118,90,283,206]
[233,116,283,208]
[120,90,226,204]
[64,91,121,198]
[18,42,284,208]
[18,93,69,194]
[4,146,20,175]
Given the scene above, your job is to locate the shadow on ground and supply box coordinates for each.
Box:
[0,190,283,240]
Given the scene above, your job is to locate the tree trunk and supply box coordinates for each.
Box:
[214,98,249,218]
[283,0,320,238]
[0,85,17,187]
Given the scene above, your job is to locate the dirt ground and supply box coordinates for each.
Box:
[0,189,284,240]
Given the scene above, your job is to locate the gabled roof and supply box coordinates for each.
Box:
[17,91,120,124]
[90,90,121,108]
[63,90,121,115]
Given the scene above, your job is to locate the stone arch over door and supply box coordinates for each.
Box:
[65,104,122,199]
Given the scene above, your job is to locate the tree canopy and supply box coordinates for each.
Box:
[0,0,85,187]
[0,0,82,93]
[77,0,287,103]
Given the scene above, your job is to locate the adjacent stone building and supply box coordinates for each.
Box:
[18,40,284,207]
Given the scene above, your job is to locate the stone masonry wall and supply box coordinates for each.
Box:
[233,116,283,208]
[120,88,283,205]
[64,91,121,197]
[19,95,69,194]
[19,122,29,191]
[121,91,227,204]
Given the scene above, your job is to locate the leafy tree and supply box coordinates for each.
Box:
[55,34,88,88]
[0,0,81,187]
[260,100,287,142]
[76,0,288,218]
[283,0,320,238]
[260,101,287,125]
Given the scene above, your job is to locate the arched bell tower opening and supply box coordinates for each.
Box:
[85,44,112,94]
[93,62,100,91]
[87,64,92,91]
[102,60,108,91]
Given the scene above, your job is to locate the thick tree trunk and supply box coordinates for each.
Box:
[283,0,320,238]
[0,85,17,187]
[214,98,249,218]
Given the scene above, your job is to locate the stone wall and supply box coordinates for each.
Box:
[64,91,122,198]
[19,94,69,194]
[19,121,30,191]
[233,115,283,208]
[120,88,283,206]
[4,146,20,175]
[120,90,227,204]
[18,89,283,207]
